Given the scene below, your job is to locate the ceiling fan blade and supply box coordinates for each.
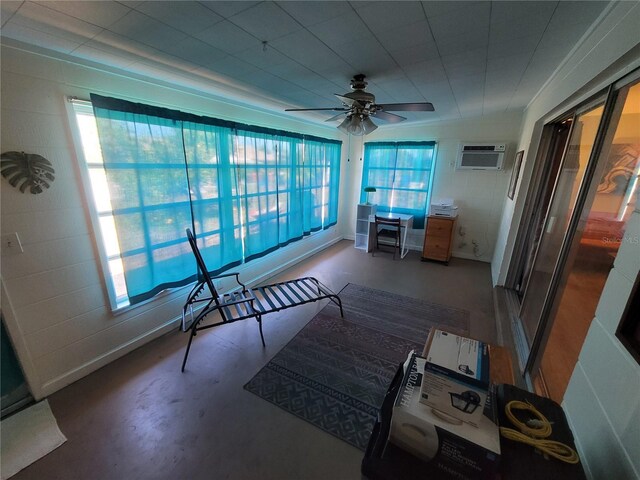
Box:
[374,111,406,123]
[325,112,348,122]
[376,102,435,112]
[285,107,349,112]
[334,94,362,108]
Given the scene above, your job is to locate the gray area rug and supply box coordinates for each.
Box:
[244,283,470,450]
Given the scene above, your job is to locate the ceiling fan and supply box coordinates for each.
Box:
[285,74,434,136]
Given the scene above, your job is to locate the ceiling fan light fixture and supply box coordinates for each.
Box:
[348,115,365,136]
[337,117,352,135]
[287,75,433,135]
[362,116,378,134]
[338,115,367,136]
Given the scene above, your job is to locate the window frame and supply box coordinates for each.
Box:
[67,96,341,311]
[66,98,130,311]
[360,141,437,228]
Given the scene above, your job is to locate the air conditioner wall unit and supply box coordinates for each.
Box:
[456,143,506,170]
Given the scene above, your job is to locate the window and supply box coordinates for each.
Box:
[71,96,341,310]
[303,138,340,233]
[360,141,436,228]
[71,101,129,308]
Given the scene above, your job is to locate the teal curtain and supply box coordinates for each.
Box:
[235,132,341,260]
[302,139,324,233]
[277,136,304,245]
[234,129,280,261]
[183,122,243,272]
[326,142,341,227]
[361,141,435,229]
[92,105,195,304]
[302,139,341,231]
[91,94,341,306]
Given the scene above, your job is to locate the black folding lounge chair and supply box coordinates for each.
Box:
[180,228,344,371]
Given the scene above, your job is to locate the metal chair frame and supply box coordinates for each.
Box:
[372,215,402,259]
[181,228,344,372]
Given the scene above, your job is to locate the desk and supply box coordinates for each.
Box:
[368,213,414,259]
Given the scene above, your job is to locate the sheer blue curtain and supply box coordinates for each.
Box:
[234,133,341,258]
[302,139,341,231]
[182,122,243,273]
[276,136,304,245]
[91,94,341,306]
[361,143,396,210]
[325,142,341,227]
[91,100,195,304]
[302,139,325,233]
[361,141,435,228]
[234,129,281,261]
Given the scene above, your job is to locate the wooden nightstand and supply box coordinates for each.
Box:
[421,215,456,264]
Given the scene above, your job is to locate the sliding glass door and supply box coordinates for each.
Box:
[533,77,640,401]
[508,68,640,401]
[519,99,606,346]
[513,120,571,300]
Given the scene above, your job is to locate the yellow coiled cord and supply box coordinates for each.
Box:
[499,400,580,465]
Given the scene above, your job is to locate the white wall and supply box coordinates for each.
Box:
[340,110,523,262]
[487,2,640,478]
[0,44,349,399]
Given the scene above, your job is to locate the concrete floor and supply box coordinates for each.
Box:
[14,240,498,480]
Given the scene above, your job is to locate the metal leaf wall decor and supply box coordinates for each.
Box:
[0,151,55,194]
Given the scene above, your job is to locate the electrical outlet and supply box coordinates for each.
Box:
[1,232,24,255]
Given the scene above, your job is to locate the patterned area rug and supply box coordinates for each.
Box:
[244,283,470,450]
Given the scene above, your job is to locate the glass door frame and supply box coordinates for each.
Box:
[505,117,575,374]
[523,69,640,380]
[522,86,615,376]
[504,91,610,375]
[504,120,571,294]
[504,90,612,297]
[509,115,578,301]
[504,69,640,386]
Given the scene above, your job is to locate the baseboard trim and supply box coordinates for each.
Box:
[452,251,490,262]
[40,315,180,397]
[37,234,345,398]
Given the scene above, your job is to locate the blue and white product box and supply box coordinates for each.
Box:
[419,329,490,427]
[390,353,500,479]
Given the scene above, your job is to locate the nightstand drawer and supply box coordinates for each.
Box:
[426,218,453,236]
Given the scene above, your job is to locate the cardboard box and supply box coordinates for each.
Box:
[420,329,490,427]
[389,353,500,479]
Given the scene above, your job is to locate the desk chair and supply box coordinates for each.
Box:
[373,216,402,259]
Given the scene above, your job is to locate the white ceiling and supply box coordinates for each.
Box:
[0,1,609,126]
